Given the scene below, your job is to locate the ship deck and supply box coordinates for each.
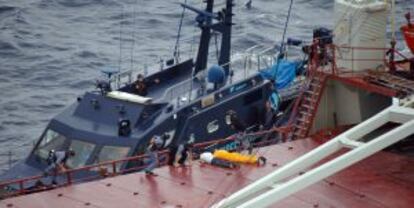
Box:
[2,137,414,208]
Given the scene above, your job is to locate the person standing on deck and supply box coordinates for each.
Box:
[43,149,76,185]
[144,135,164,175]
[172,141,194,167]
[261,100,278,130]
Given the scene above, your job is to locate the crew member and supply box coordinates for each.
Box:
[170,141,194,167]
[261,100,277,130]
[134,74,160,96]
[199,151,237,169]
[43,149,76,185]
[227,111,251,153]
[228,110,246,132]
[144,135,164,175]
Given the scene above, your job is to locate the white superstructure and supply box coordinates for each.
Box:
[334,0,388,71]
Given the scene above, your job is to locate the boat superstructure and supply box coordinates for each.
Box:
[4,0,414,207]
[0,0,303,185]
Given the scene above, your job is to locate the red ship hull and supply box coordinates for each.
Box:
[2,138,414,208]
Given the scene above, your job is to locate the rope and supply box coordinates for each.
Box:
[173,0,188,63]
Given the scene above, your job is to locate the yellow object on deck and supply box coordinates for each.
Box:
[213,150,258,164]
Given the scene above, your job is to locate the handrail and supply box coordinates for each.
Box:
[161,77,195,102]
[0,126,286,199]
[305,44,397,76]
[158,44,276,104]
[109,43,275,94]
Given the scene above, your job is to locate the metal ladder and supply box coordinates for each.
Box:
[213,105,414,208]
[291,73,328,140]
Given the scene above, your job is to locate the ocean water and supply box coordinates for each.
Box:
[0,0,413,173]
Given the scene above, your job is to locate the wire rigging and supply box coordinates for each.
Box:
[118,6,125,73]
[279,0,294,56]
[130,0,139,72]
[174,0,188,64]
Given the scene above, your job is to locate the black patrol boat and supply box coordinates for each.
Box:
[1,0,305,184]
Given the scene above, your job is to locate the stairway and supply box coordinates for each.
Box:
[365,71,414,98]
[291,73,328,140]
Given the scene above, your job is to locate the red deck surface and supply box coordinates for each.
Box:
[2,138,414,208]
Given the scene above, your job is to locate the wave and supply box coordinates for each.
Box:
[0,41,21,57]
[0,6,17,14]
[55,0,121,8]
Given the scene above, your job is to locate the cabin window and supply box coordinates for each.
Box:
[35,129,67,160]
[67,140,96,168]
[95,146,130,172]
[243,89,263,105]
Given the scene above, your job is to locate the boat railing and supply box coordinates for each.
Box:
[109,69,133,89]
[162,77,196,106]
[0,126,287,199]
[109,55,172,90]
[309,43,411,76]
[0,151,13,173]
[160,44,277,105]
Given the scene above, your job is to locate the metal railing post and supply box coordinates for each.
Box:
[8,151,12,170]
[66,172,72,185]
[332,45,336,75]
[112,162,117,175]
[18,181,24,195]
[351,46,354,73]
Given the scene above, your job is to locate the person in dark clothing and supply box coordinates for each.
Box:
[135,74,148,96]
[173,142,194,167]
[144,135,164,175]
[134,74,160,96]
[261,100,277,130]
[226,111,251,153]
[43,149,76,185]
[228,111,246,132]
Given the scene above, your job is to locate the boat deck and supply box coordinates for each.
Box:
[2,138,414,208]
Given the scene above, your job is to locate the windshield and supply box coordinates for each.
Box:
[34,129,96,168]
[34,129,67,160]
[66,140,96,168]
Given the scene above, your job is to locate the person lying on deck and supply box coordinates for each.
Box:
[213,149,267,166]
[199,151,238,169]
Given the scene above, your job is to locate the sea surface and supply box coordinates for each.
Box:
[0,0,413,173]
